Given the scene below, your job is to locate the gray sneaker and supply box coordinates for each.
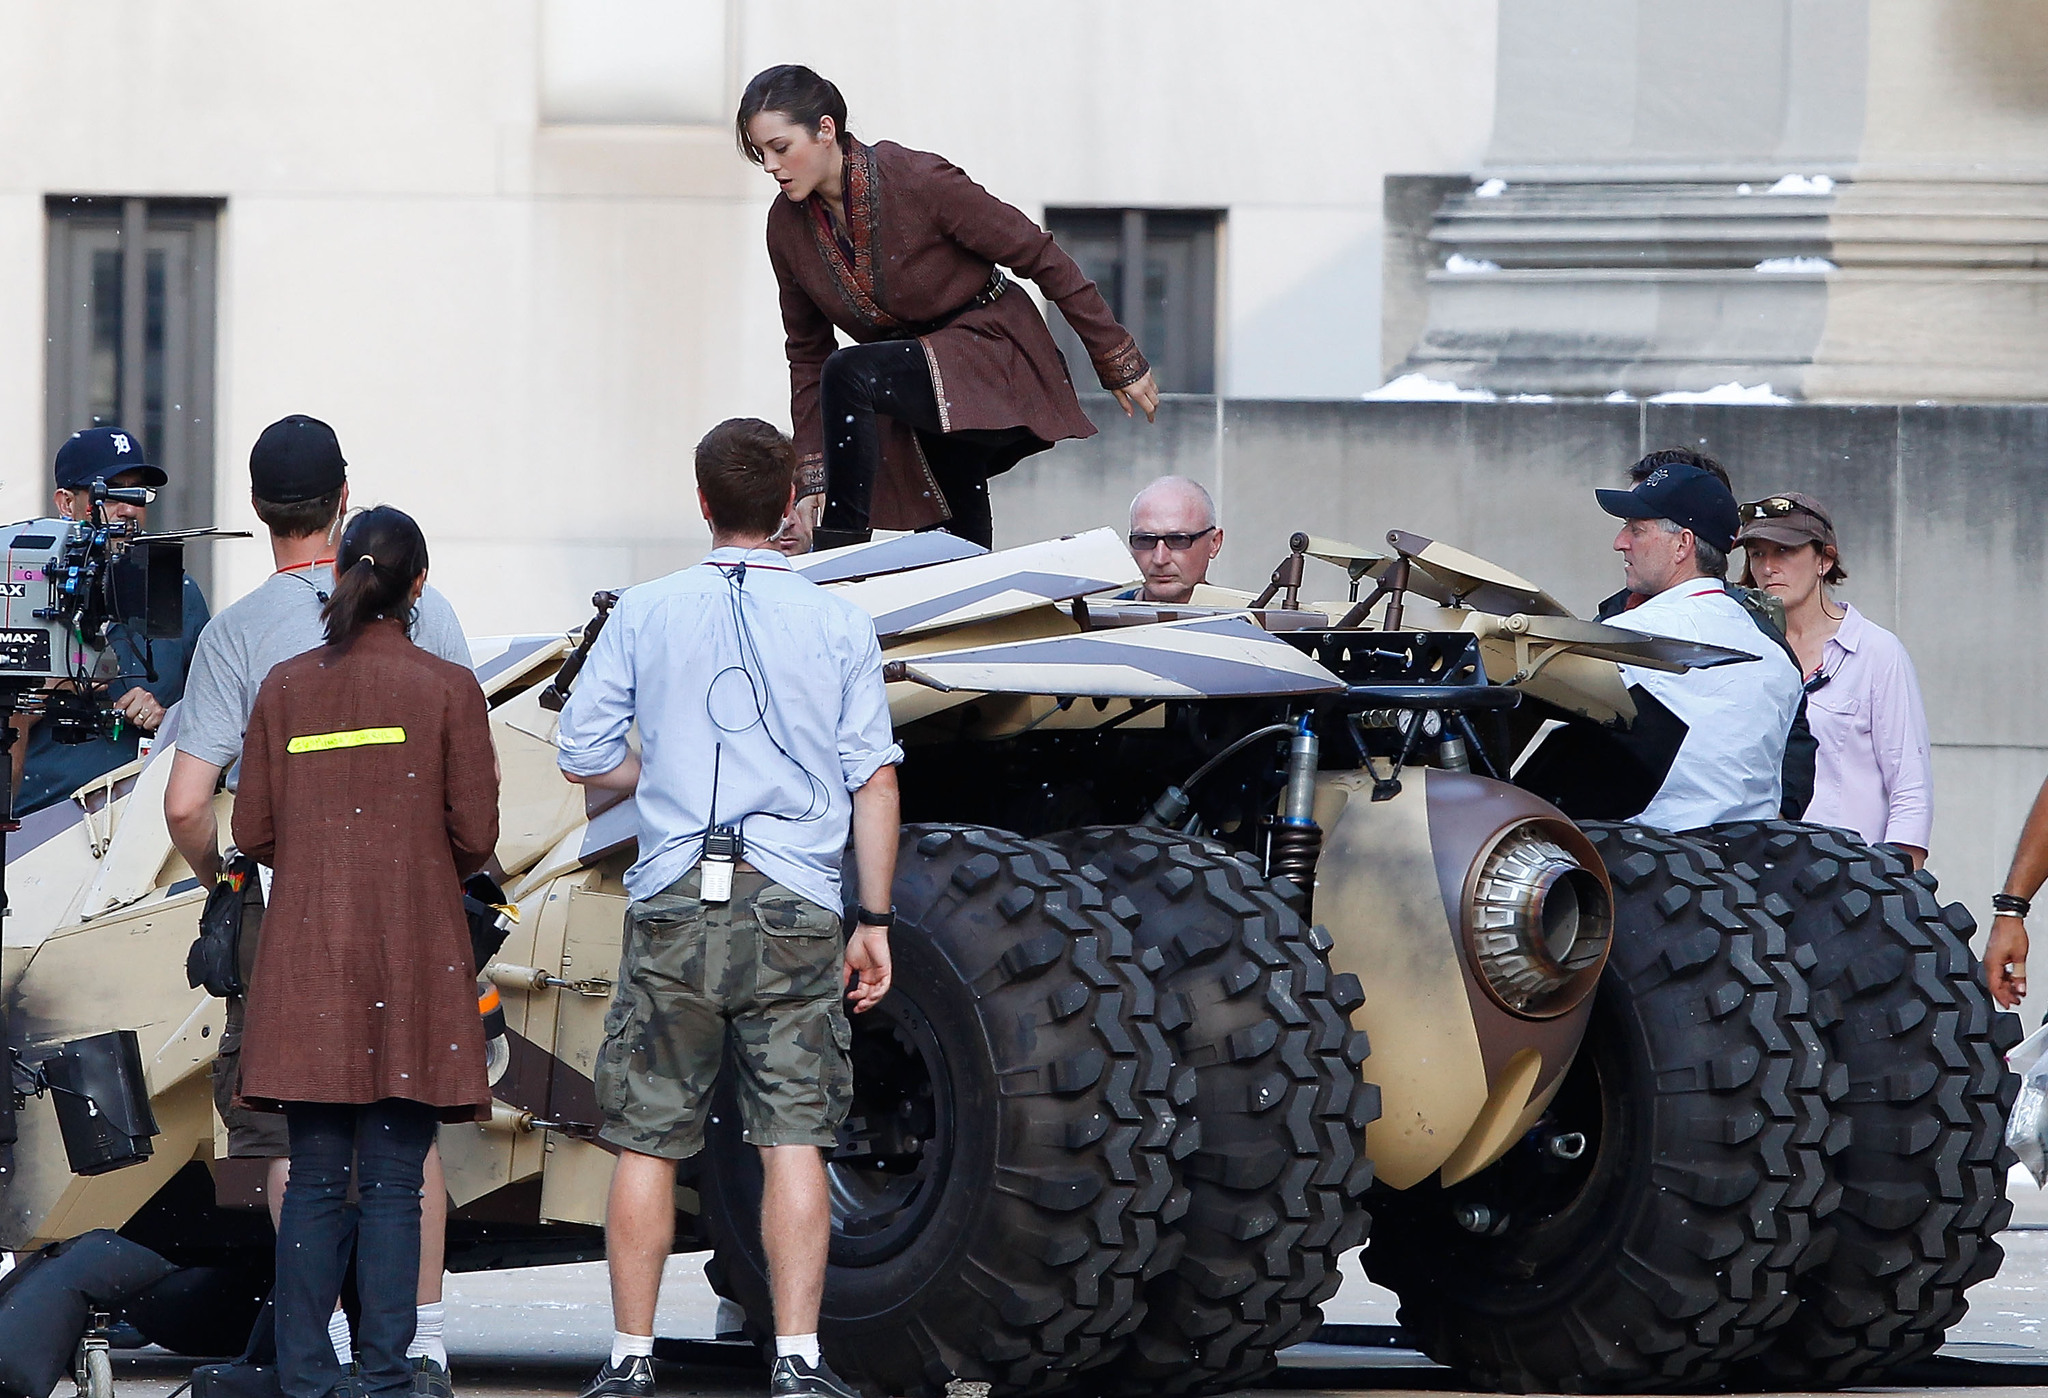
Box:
[579,1355,655,1398]
[769,1355,860,1398]
[410,1356,455,1398]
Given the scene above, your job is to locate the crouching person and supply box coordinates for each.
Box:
[232,507,501,1398]
[556,419,901,1398]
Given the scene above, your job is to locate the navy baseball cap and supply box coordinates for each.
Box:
[53,427,168,490]
[250,415,348,503]
[1596,460,1740,553]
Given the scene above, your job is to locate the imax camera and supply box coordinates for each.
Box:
[0,480,239,745]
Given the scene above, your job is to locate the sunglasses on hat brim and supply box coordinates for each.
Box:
[1739,496,1833,528]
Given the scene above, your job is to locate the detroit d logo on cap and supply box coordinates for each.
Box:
[110,433,132,454]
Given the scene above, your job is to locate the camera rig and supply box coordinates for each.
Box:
[0,478,249,890]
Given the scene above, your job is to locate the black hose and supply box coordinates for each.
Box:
[1181,722,1299,793]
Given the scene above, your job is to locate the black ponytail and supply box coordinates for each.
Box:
[321,505,430,646]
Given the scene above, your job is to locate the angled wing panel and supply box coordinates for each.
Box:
[836,528,1139,641]
[1387,530,1574,618]
[896,615,1344,698]
[1501,614,1760,672]
[791,531,987,585]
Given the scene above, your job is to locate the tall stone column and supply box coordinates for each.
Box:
[1396,0,2048,401]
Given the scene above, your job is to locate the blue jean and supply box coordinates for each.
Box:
[277,1099,439,1398]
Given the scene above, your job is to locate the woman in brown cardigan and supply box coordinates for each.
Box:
[739,64,1160,550]
[233,506,500,1398]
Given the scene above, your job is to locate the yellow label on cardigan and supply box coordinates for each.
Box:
[286,726,407,755]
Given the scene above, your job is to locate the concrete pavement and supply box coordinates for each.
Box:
[98,1214,2048,1398]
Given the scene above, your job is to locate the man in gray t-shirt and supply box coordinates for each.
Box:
[163,414,475,1386]
[175,558,469,785]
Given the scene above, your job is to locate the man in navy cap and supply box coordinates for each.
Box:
[1594,450,1802,829]
[11,426,210,813]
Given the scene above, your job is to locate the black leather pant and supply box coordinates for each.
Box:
[818,341,1018,549]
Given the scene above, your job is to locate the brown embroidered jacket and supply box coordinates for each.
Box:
[767,139,1149,530]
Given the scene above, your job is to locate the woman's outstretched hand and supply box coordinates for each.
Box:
[1114,370,1160,424]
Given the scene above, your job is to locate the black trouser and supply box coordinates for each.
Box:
[819,340,1028,549]
[276,1099,439,1398]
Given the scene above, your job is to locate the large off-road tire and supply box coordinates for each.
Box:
[1050,827,1376,1396]
[1709,820,2020,1386]
[1364,822,1834,1391]
[700,825,1181,1398]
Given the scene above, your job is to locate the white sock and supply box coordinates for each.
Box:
[776,1334,821,1365]
[406,1301,447,1368]
[611,1331,655,1368]
[328,1309,353,1366]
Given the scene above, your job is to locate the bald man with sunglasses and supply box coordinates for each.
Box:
[1127,477,1224,604]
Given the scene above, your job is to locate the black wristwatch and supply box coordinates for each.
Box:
[855,905,896,929]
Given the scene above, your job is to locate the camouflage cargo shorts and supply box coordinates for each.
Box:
[595,867,852,1159]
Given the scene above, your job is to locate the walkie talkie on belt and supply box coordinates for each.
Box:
[701,743,739,903]
[702,824,741,903]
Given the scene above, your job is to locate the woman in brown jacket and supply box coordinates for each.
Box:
[739,64,1161,550]
[233,506,500,1398]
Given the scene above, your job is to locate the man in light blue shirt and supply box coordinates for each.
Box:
[557,418,900,1398]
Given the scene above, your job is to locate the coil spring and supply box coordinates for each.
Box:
[1269,821,1324,897]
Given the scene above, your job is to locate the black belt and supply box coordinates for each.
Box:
[881,269,1008,340]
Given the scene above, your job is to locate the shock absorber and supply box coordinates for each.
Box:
[1268,715,1323,903]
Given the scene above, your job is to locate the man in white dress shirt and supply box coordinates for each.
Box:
[1595,458,1803,830]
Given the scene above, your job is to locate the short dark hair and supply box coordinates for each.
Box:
[696,419,796,538]
[252,486,344,540]
[1632,448,1731,493]
[736,65,851,164]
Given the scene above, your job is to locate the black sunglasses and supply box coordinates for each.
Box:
[1129,527,1215,552]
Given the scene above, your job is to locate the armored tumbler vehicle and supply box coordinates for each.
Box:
[0,526,2015,1396]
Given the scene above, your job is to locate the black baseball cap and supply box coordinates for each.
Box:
[250,415,347,503]
[53,427,168,490]
[1596,460,1740,553]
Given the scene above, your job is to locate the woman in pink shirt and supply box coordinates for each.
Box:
[1738,492,1932,866]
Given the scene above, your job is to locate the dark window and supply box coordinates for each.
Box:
[46,197,222,591]
[1044,209,1220,395]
